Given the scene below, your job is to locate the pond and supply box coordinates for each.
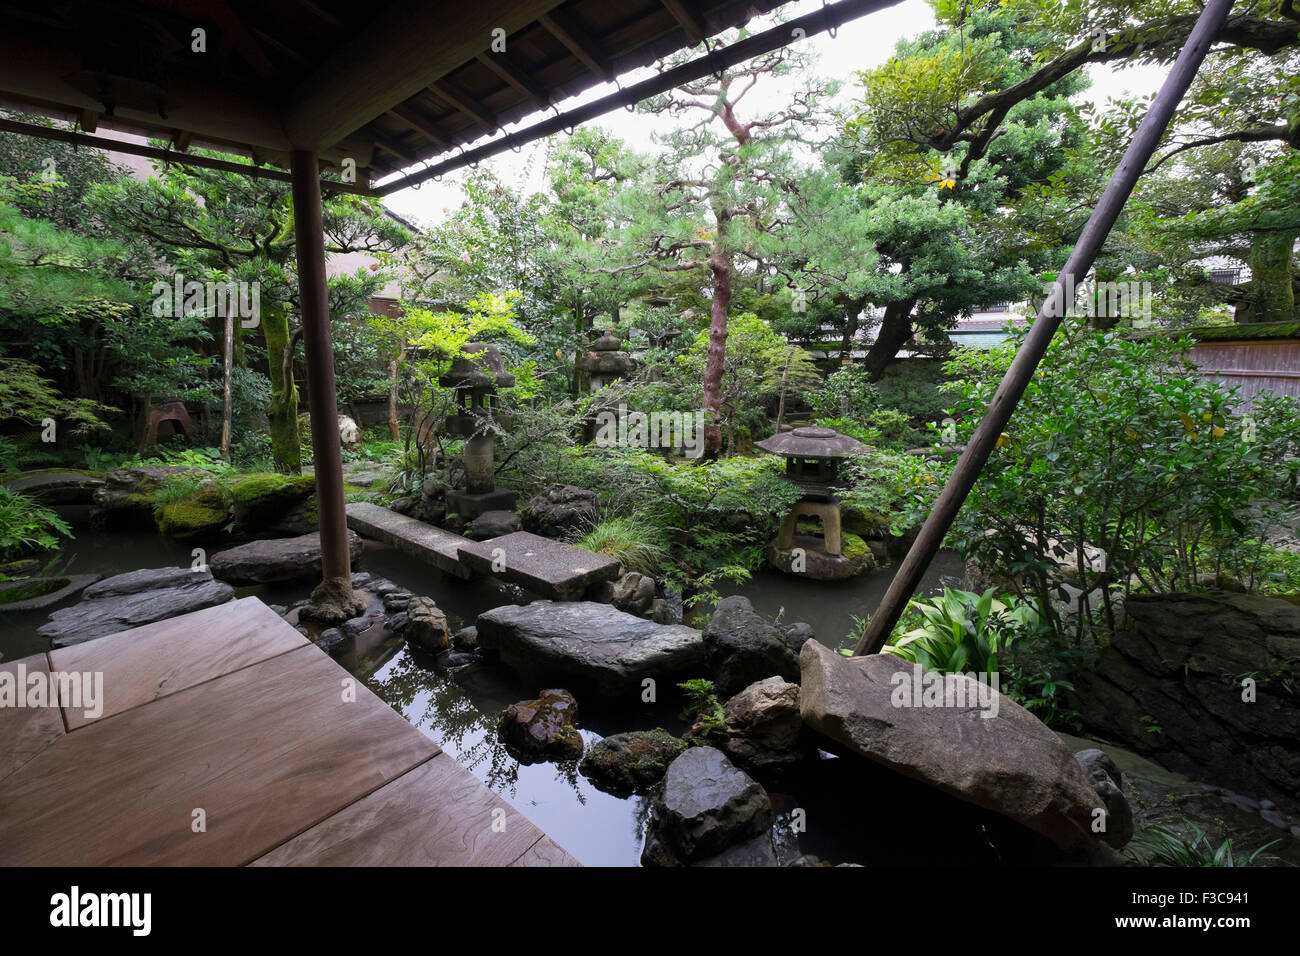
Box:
[0,528,970,867]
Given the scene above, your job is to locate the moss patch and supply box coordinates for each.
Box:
[843,507,891,538]
[0,577,66,604]
[156,486,229,540]
[231,472,316,530]
[841,532,870,560]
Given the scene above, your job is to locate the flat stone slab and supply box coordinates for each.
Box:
[210,530,364,585]
[476,600,704,695]
[38,568,235,648]
[458,531,621,600]
[346,502,471,579]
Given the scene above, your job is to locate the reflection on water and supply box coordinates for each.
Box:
[3,528,975,867]
[723,549,967,649]
[363,643,655,866]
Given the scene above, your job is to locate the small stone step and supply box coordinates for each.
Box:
[345,502,472,579]
[457,531,621,600]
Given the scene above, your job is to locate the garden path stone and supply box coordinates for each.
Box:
[457,531,621,600]
[476,600,703,695]
[38,567,235,648]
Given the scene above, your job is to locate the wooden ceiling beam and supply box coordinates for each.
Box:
[538,10,614,82]
[387,103,450,149]
[475,52,549,110]
[282,0,565,151]
[428,78,498,132]
[660,0,707,45]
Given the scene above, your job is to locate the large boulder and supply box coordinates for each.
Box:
[498,689,584,764]
[641,746,774,866]
[520,483,598,538]
[155,483,229,541]
[209,530,363,584]
[702,596,813,697]
[579,729,687,796]
[92,466,207,527]
[798,639,1108,850]
[37,566,235,647]
[722,677,804,777]
[1069,591,1300,813]
[476,600,704,695]
[229,473,316,532]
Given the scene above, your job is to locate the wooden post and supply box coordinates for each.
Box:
[290,149,352,590]
[855,0,1237,656]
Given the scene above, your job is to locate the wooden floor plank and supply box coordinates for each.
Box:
[509,836,582,867]
[249,752,577,867]
[0,644,438,866]
[49,597,307,730]
[0,653,66,784]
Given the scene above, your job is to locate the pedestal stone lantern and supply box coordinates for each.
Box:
[754,426,871,580]
[440,342,516,519]
[576,331,635,392]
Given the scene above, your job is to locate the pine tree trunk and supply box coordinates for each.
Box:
[862,297,918,381]
[263,301,301,474]
[703,229,732,460]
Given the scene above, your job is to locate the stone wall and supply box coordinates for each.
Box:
[1070,591,1300,812]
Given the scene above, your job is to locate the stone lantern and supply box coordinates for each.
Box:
[576,331,635,392]
[754,426,871,579]
[440,342,516,519]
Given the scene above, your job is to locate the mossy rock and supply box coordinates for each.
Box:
[578,729,687,796]
[842,507,891,538]
[231,473,316,531]
[841,532,870,561]
[155,486,230,540]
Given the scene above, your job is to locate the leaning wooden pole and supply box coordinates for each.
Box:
[855,0,1236,656]
[290,149,353,603]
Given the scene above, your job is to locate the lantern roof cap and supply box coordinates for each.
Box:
[439,342,514,390]
[755,426,868,459]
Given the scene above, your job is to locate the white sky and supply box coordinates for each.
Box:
[382,0,1168,228]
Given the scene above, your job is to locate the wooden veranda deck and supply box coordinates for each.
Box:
[0,597,578,867]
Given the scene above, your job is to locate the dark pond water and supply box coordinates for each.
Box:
[1,528,976,867]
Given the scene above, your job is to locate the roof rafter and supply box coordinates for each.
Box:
[539,9,614,82]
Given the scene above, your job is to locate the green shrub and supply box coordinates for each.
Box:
[0,485,72,561]
[677,678,727,745]
[884,587,1045,676]
[937,318,1300,640]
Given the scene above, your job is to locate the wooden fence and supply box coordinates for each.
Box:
[1189,337,1300,410]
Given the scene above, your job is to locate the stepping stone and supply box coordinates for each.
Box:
[209,531,363,585]
[38,568,235,648]
[458,531,620,600]
[345,502,471,579]
[476,600,703,696]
